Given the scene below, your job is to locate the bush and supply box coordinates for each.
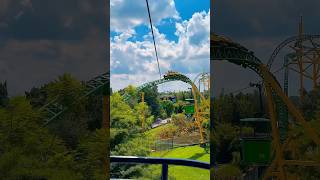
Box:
[215,164,242,177]
[157,124,178,139]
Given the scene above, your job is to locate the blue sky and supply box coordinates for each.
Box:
[110,0,210,91]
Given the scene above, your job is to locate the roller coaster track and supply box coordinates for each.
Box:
[268,34,320,104]
[267,34,320,69]
[120,72,194,101]
[40,71,207,127]
[211,33,320,179]
[40,72,109,125]
[211,34,288,140]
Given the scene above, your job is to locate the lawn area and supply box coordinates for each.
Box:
[144,145,210,180]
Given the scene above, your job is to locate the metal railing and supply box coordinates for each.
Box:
[110,156,210,180]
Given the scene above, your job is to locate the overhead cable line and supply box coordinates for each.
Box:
[145,0,162,79]
[226,80,263,95]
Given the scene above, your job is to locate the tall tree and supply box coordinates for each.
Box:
[0,81,8,107]
[160,100,174,118]
[141,86,160,117]
[25,86,48,108]
[124,85,138,108]
[45,74,88,149]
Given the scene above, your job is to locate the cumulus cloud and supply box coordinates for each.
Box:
[110,0,180,32]
[111,9,210,91]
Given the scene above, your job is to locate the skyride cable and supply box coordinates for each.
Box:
[145,0,162,79]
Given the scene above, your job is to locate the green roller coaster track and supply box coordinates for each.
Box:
[211,33,289,141]
[40,71,195,126]
[120,72,194,101]
[40,72,109,125]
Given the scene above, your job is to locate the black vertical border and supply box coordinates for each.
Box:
[210,0,215,179]
[106,0,110,179]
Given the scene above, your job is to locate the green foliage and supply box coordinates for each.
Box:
[134,102,154,128]
[44,74,90,149]
[173,100,187,114]
[141,86,160,117]
[170,113,194,135]
[113,136,150,156]
[0,97,81,179]
[160,100,174,118]
[110,92,155,179]
[212,123,240,164]
[215,164,242,177]
[86,94,104,130]
[124,85,138,108]
[171,113,186,127]
[157,123,178,139]
[76,128,108,179]
[110,92,140,151]
[214,91,266,124]
[111,92,137,129]
[46,74,85,110]
[0,81,8,108]
[301,86,320,120]
[25,86,48,108]
[174,91,193,101]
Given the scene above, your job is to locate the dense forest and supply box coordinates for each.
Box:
[0,74,108,179]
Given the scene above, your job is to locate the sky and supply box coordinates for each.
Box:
[212,0,320,96]
[110,0,210,92]
[0,0,108,96]
[2,0,318,97]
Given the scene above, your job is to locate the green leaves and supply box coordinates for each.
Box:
[160,100,174,118]
[46,73,86,111]
[111,92,136,129]
[0,97,81,179]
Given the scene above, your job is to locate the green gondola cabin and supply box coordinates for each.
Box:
[183,99,195,115]
[240,118,272,165]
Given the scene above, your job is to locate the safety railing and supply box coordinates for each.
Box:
[110,156,210,180]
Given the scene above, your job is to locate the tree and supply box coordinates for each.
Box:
[76,128,109,179]
[212,123,240,164]
[0,81,8,108]
[0,97,81,179]
[110,92,137,130]
[45,73,89,149]
[301,87,320,120]
[141,86,160,117]
[25,86,48,108]
[110,93,152,179]
[134,102,154,129]
[173,100,187,114]
[124,85,138,108]
[160,100,174,118]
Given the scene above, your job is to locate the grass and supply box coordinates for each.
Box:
[144,145,210,180]
[140,124,209,179]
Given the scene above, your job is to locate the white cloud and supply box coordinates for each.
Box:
[111,7,210,91]
[110,0,180,32]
